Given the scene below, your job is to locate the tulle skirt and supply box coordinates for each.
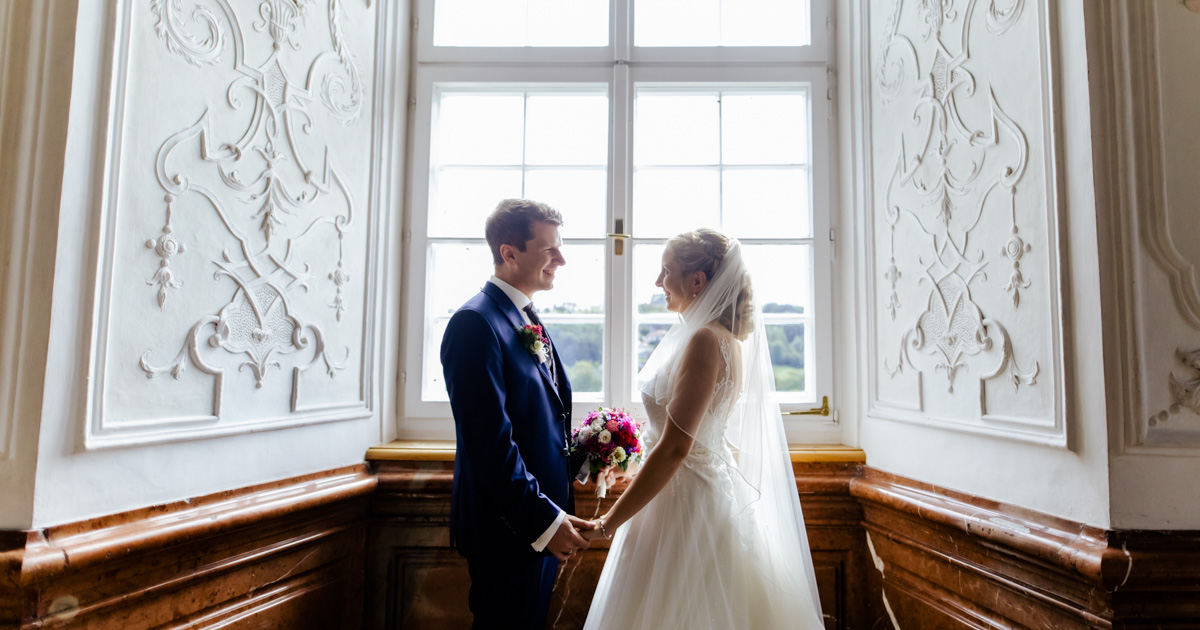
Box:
[582,457,826,630]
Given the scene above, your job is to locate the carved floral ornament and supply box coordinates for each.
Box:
[876,0,1040,395]
[139,0,365,408]
[1148,348,1200,429]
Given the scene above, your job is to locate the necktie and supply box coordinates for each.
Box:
[523,303,557,387]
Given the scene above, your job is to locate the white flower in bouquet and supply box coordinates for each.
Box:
[579,425,593,441]
[591,416,605,429]
[597,429,612,445]
[611,446,627,463]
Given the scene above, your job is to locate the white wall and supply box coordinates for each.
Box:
[0,0,407,530]
[842,0,1112,527]
[0,0,78,530]
[1090,0,1200,529]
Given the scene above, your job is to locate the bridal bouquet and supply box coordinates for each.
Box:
[571,408,644,498]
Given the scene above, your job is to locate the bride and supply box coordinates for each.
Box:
[581,228,825,629]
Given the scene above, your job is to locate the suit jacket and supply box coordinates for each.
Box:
[441,281,575,558]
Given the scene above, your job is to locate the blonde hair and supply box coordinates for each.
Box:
[666,228,755,340]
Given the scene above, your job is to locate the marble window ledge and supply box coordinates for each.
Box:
[365,440,866,463]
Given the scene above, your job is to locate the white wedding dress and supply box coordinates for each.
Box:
[582,327,826,629]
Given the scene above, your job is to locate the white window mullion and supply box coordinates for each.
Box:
[607,61,633,413]
[787,64,838,441]
[613,0,631,60]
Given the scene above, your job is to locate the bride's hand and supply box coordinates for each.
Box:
[600,462,639,488]
[582,517,611,543]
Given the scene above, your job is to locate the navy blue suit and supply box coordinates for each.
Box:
[441,281,574,629]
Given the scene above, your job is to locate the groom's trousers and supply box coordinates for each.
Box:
[466,550,559,630]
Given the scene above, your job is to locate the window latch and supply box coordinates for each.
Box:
[783,396,831,417]
[608,219,631,256]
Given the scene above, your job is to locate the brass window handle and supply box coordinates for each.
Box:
[783,396,831,417]
[609,219,631,255]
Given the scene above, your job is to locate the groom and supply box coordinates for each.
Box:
[441,199,593,629]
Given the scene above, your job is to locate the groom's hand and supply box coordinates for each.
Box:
[546,516,594,561]
[567,515,596,534]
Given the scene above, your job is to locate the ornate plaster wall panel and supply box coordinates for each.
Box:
[866,0,1067,444]
[1140,2,1200,334]
[1102,1,1200,452]
[85,0,381,448]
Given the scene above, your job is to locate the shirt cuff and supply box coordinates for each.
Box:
[530,509,565,552]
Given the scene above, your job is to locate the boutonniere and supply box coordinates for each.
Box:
[518,324,550,364]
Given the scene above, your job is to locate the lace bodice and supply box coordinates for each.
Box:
[641,328,739,467]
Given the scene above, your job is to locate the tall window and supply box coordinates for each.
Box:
[404,0,835,442]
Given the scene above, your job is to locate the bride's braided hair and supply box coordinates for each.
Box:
[667,228,755,340]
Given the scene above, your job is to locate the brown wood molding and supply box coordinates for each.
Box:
[1,465,375,629]
[1104,530,1200,625]
[851,468,1110,583]
[6,457,1199,629]
[852,468,1200,628]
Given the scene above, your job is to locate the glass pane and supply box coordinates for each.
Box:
[721,168,810,238]
[634,93,720,165]
[721,93,808,165]
[766,323,806,392]
[632,243,811,392]
[524,168,607,239]
[553,323,604,394]
[431,89,609,238]
[636,322,673,372]
[436,93,525,165]
[634,0,719,47]
[741,243,811,314]
[636,0,809,47]
[424,242,498,401]
[434,0,608,47]
[525,93,609,166]
[632,169,720,237]
[538,243,605,314]
[424,316,453,400]
[434,0,525,46]
[721,0,810,46]
[633,243,668,313]
[527,0,610,47]
[428,243,498,318]
[429,168,523,238]
[538,244,605,397]
[633,243,674,377]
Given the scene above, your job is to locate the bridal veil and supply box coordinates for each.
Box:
[636,237,825,623]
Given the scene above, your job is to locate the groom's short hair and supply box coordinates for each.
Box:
[485,199,563,265]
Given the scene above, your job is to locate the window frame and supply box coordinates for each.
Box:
[402,0,837,443]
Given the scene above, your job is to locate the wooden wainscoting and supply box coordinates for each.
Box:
[364,446,875,630]
[5,451,1199,628]
[0,465,374,629]
[366,445,1200,629]
[852,468,1200,629]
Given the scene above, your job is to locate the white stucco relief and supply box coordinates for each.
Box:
[1116,1,1200,450]
[141,0,360,391]
[869,0,1065,443]
[86,0,379,447]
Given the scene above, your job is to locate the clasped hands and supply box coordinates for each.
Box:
[547,464,638,560]
[546,513,614,560]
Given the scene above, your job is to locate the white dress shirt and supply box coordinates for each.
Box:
[487,276,566,552]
